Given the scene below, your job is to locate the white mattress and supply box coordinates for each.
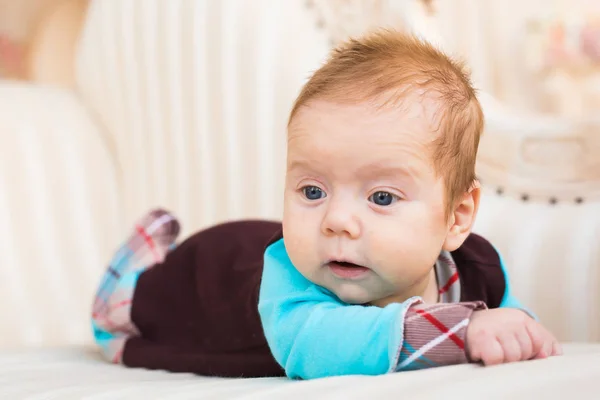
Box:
[1,344,600,399]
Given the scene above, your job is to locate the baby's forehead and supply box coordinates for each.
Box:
[286,98,440,174]
[288,95,442,142]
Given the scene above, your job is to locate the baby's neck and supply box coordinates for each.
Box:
[370,268,439,307]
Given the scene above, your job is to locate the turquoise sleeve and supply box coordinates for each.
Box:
[496,248,537,320]
[258,239,417,380]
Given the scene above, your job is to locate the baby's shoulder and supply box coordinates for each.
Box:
[451,233,508,308]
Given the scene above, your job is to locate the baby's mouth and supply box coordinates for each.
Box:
[327,261,370,280]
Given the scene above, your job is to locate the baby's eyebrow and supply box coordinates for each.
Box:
[357,162,418,181]
[288,158,419,185]
[287,159,317,173]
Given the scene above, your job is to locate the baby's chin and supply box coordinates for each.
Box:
[325,281,388,305]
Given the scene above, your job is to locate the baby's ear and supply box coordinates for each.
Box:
[442,182,481,252]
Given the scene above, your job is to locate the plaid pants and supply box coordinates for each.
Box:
[91,209,180,363]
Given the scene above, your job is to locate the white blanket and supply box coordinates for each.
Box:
[1,344,600,399]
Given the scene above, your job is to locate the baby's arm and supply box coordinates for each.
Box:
[258,240,486,379]
[401,249,561,368]
[396,302,484,371]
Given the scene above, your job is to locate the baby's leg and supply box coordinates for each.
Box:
[91,209,180,363]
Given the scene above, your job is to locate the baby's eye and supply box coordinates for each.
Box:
[302,186,326,200]
[369,191,398,206]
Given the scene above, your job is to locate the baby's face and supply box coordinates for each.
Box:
[282,99,453,305]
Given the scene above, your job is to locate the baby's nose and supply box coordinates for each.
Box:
[320,204,361,239]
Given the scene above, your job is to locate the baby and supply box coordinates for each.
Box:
[91,30,561,379]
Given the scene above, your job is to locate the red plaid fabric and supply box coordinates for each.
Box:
[436,251,460,302]
[91,209,180,363]
[397,301,487,370]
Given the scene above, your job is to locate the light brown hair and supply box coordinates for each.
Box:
[288,29,484,215]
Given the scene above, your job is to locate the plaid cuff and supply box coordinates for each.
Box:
[396,301,487,371]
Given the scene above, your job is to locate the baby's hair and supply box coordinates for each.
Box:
[288,29,484,215]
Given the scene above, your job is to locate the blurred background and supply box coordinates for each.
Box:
[0,0,599,352]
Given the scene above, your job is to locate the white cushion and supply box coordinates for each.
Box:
[1,344,599,399]
[474,191,600,342]
[0,83,122,349]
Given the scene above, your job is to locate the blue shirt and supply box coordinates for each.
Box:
[257,238,528,380]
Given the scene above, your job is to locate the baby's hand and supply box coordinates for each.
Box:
[466,308,562,366]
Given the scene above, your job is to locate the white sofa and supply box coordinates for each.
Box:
[1,0,600,398]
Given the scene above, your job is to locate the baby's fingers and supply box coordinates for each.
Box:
[525,320,548,359]
[498,334,522,363]
[515,329,534,361]
[480,338,504,366]
[545,329,562,357]
[527,322,559,360]
[552,340,563,356]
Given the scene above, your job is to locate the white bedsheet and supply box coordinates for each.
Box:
[1,344,600,399]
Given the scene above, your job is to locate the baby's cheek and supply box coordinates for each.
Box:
[283,214,318,273]
[367,223,416,269]
[368,214,421,252]
[367,215,432,277]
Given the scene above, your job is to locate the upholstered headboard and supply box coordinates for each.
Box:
[0,0,598,351]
